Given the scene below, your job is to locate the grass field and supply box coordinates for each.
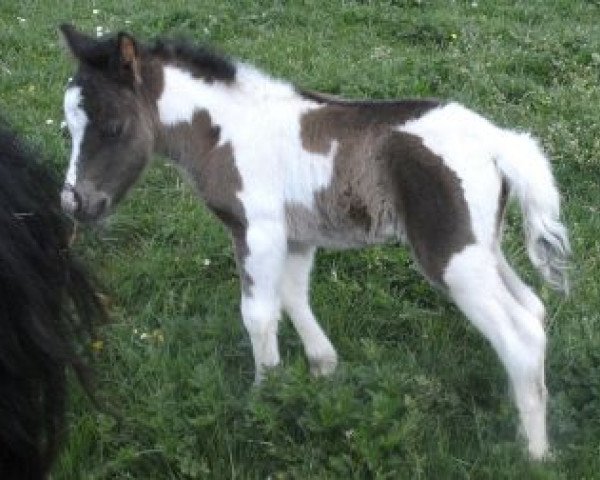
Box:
[1,1,600,478]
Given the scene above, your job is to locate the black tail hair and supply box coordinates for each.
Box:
[0,119,104,479]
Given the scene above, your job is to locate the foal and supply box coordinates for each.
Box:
[59,25,570,459]
[0,119,103,479]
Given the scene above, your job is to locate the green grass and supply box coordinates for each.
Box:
[2,1,600,478]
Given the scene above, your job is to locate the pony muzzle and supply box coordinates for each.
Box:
[61,183,110,222]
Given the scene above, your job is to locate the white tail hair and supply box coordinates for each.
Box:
[495,131,571,293]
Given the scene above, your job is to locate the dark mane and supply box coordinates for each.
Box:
[59,24,236,84]
[148,38,236,83]
[0,119,104,478]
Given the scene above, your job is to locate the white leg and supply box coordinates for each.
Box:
[445,245,549,459]
[281,244,338,376]
[238,220,286,382]
[496,252,546,324]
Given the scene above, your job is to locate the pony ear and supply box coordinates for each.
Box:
[59,24,102,63]
[117,32,141,85]
[60,25,142,85]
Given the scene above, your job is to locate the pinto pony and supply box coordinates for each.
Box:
[59,25,570,459]
[0,120,102,479]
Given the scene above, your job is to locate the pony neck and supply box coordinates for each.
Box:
[155,60,303,129]
[154,60,306,166]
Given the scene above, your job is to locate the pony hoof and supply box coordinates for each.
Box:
[309,353,338,377]
[517,424,551,461]
[253,361,280,385]
[528,443,552,462]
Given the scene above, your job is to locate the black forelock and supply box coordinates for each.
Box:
[0,118,104,478]
[71,34,119,71]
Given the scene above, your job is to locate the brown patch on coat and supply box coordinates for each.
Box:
[140,57,248,292]
[384,132,475,283]
[300,100,442,154]
[157,110,221,164]
[289,101,439,249]
[297,101,474,283]
[158,111,252,294]
[201,145,253,296]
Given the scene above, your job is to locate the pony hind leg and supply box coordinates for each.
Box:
[496,249,546,324]
[444,245,549,459]
[280,243,338,376]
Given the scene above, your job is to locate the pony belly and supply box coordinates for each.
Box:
[285,201,404,249]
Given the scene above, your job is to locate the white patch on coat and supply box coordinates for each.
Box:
[157,64,336,217]
[63,86,88,186]
[283,140,338,208]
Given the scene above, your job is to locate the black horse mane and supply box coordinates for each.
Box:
[61,23,237,84]
[148,37,236,83]
[0,119,104,479]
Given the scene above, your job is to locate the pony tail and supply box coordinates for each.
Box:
[494,131,571,293]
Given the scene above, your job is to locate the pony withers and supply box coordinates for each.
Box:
[59,25,570,459]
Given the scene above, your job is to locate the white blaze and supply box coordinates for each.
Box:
[63,86,88,186]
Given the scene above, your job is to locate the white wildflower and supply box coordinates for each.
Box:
[203,258,211,266]
[92,8,100,15]
[17,17,26,23]
[45,119,54,126]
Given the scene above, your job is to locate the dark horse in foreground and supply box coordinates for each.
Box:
[0,120,103,479]
[59,25,570,459]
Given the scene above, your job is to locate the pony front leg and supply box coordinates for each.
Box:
[237,220,286,383]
